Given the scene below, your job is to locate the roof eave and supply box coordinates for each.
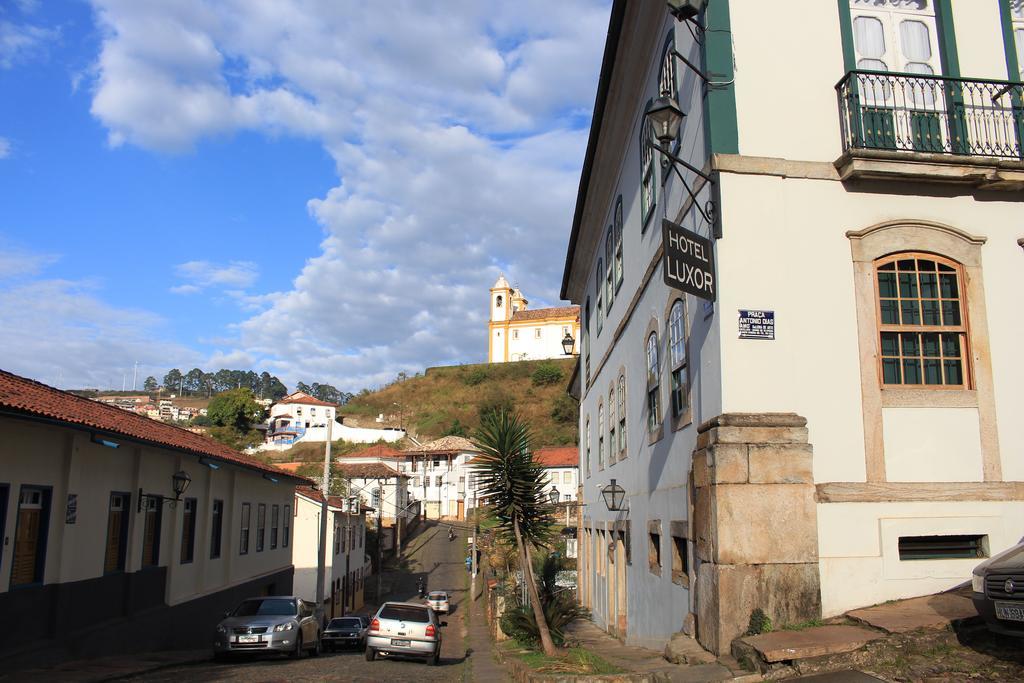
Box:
[560,0,627,302]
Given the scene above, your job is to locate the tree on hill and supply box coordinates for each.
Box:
[296,381,312,394]
[163,369,182,393]
[143,376,158,392]
[208,388,263,431]
[260,372,287,400]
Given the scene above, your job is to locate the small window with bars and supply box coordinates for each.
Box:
[875,254,969,388]
[898,534,987,561]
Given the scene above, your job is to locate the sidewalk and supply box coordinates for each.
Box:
[466,559,512,682]
[0,649,208,683]
[565,620,754,683]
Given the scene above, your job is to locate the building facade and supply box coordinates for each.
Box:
[534,446,581,503]
[488,274,581,363]
[0,369,308,666]
[565,0,1024,655]
[262,391,404,450]
[291,488,369,618]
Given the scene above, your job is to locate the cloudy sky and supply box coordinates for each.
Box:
[0,0,608,391]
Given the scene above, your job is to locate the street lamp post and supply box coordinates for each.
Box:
[315,414,333,625]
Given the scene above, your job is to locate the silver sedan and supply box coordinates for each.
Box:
[213,596,321,660]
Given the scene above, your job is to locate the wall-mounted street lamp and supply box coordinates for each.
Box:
[561,332,576,356]
[644,92,716,228]
[600,478,627,512]
[548,487,560,504]
[138,469,191,512]
[667,0,706,23]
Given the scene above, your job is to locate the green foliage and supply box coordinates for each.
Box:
[191,414,212,427]
[531,363,564,387]
[294,462,349,496]
[207,388,263,430]
[499,553,588,647]
[782,618,824,631]
[442,419,469,437]
[550,395,578,425]
[747,608,773,636]
[477,387,514,422]
[143,376,158,392]
[464,366,490,386]
[207,426,264,451]
[471,409,553,548]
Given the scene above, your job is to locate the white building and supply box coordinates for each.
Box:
[564,0,1024,655]
[342,438,485,521]
[262,391,405,451]
[488,275,581,363]
[292,487,369,618]
[0,368,308,666]
[337,461,411,526]
[534,446,580,503]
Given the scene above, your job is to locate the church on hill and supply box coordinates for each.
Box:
[488,274,580,363]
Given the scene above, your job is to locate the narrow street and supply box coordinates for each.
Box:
[122,522,493,682]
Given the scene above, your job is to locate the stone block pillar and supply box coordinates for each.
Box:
[692,413,821,655]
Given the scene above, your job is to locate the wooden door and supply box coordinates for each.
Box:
[104,493,127,573]
[11,488,45,586]
[456,500,464,520]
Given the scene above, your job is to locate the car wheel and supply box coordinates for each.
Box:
[290,633,303,659]
[365,646,377,662]
[428,647,440,666]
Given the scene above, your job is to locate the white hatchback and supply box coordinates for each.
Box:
[425,591,450,614]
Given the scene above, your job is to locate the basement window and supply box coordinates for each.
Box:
[648,521,662,576]
[670,521,689,587]
[898,534,988,561]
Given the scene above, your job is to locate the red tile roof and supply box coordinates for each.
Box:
[278,391,336,407]
[510,306,580,323]
[340,443,405,460]
[533,446,578,468]
[0,369,310,484]
[337,462,408,480]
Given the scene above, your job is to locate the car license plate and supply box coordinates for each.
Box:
[236,635,259,643]
[391,638,410,646]
[995,601,1024,622]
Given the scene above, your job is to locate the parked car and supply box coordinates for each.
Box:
[425,591,450,614]
[322,616,367,651]
[365,601,445,665]
[972,541,1024,637]
[213,596,321,659]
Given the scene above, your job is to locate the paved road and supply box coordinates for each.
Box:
[123,521,484,682]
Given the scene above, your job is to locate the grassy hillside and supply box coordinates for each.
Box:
[340,359,579,447]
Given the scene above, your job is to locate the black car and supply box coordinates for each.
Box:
[972,541,1024,637]
[322,616,367,651]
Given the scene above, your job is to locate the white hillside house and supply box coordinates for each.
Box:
[260,391,404,451]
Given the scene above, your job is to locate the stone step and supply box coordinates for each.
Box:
[664,631,718,665]
[733,625,882,667]
[847,590,977,634]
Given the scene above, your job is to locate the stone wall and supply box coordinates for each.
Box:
[692,413,821,655]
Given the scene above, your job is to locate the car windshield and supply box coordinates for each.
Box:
[232,598,296,617]
[379,604,430,623]
[328,618,362,629]
[428,592,447,600]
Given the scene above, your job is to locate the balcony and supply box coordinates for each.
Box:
[835,70,1024,190]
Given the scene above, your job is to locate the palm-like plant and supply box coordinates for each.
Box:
[472,408,558,656]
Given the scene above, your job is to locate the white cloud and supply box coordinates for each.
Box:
[0,277,202,390]
[0,19,57,69]
[0,239,58,278]
[0,137,9,158]
[171,260,258,293]
[84,0,608,391]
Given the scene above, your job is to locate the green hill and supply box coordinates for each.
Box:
[339,358,579,447]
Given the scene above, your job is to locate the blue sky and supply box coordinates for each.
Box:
[0,0,608,391]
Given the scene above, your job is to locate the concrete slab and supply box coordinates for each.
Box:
[848,591,977,634]
[737,625,882,663]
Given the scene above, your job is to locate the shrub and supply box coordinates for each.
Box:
[465,367,490,386]
[550,395,578,424]
[531,363,563,387]
[747,608,772,635]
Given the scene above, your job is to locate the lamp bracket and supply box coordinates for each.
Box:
[670,49,710,84]
[137,489,181,512]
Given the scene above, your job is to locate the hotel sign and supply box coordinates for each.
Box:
[662,219,715,302]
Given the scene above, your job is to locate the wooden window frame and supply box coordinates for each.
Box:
[256,503,266,553]
[210,498,223,559]
[608,386,616,465]
[104,491,130,574]
[605,227,615,310]
[616,371,627,459]
[596,259,605,336]
[640,103,657,231]
[669,521,689,587]
[873,252,972,390]
[180,497,197,564]
[585,416,591,478]
[666,297,692,430]
[283,504,291,547]
[10,485,52,587]
[141,495,163,569]
[645,326,664,442]
[614,196,624,293]
[597,400,605,470]
[239,502,251,555]
[270,504,280,550]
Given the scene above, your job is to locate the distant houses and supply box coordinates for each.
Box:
[260,391,405,451]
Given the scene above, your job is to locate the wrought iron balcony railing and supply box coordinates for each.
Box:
[837,70,1024,159]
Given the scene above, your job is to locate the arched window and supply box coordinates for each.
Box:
[875,252,969,387]
[668,299,688,418]
[646,332,662,431]
[584,298,591,384]
[496,295,503,308]
[614,197,624,291]
[597,402,605,469]
[596,258,605,335]
[371,488,381,509]
[605,227,615,309]
[617,373,626,455]
[640,104,656,229]
[585,416,591,477]
[608,386,616,464]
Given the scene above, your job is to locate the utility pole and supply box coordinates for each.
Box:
[315,416,332,625]
[132,361,138,391]
[470,490,479,600]
[375,479,383,601]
